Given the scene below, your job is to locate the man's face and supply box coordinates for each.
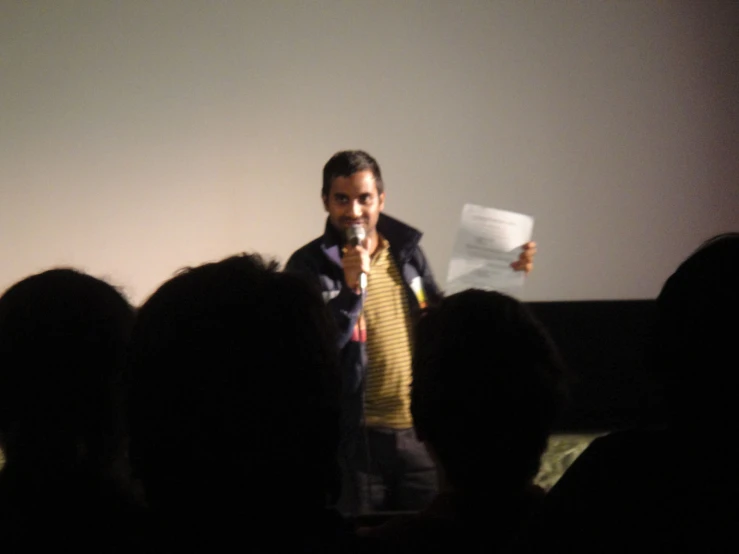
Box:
[323,170,385,239]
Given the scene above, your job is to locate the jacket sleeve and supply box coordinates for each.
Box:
[285,250,363,350]
[412,245,444,307]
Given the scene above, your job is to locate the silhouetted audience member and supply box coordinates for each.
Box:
[127,254,364,552]
[0,269,144,551]
[361,289,568,553]
[513,233,739,553]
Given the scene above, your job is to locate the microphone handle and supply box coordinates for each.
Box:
[345,231,366,290]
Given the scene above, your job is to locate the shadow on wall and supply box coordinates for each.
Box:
[526,300,662,491]
[526,300,665,433]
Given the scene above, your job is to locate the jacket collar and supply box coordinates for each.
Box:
[320,213,422,268]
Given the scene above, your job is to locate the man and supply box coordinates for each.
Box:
[510,233,739,553]
[127,254,358,552]
[285,150,536,515]
[0,269,145,551]
[361,289,568,553]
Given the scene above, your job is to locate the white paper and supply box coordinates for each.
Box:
[445,204,534,297]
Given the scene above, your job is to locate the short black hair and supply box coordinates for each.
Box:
[322,150,384,198]
[127,253,341,516]
[411,289,567,493]
[0,268,134,474]
[652,233,739,406]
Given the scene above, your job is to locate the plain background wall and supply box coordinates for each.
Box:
[1,0,737,304]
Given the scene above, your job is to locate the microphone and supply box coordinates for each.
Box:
[346,224,366,247]
[345,225,367,292]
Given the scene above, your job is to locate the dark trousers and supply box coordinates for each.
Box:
[338,427,438,516]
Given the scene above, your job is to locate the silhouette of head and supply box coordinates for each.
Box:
[411,289,567,494]
[652,233,739,429]
[0,269,134,477]
[127,254,340,521]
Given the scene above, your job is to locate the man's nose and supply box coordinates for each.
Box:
[349,201,362,218]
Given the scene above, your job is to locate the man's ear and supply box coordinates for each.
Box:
[322,194,329,212]
[378,192,386,211]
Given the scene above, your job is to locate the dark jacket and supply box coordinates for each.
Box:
[285,214,442,447]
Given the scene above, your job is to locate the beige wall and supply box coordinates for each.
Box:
[1,1,737,303]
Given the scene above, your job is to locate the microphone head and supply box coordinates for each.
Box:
[345,224,366,247]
